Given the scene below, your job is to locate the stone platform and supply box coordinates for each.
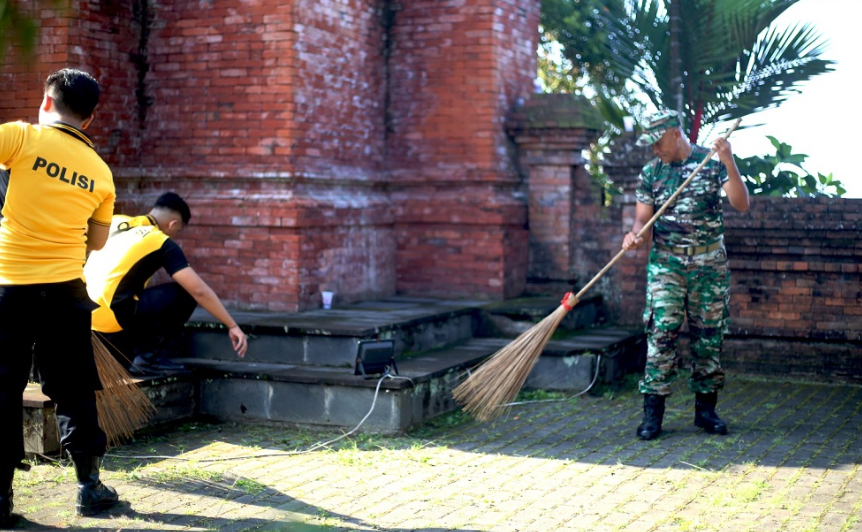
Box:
[24,296,645,454]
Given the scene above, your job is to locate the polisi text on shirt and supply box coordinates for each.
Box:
[32,156,95,192]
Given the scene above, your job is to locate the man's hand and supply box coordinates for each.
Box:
[623,231,644,251]
[713,137,734,166]
[229,326,248,357]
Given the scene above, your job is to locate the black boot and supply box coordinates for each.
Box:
[694,392,728,435]
[636,394,666,440]
[70,454,119,516]
[0,467,13,528]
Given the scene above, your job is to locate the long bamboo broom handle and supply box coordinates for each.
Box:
[564,118,742,307]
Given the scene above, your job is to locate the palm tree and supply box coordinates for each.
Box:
[600,0,835,142]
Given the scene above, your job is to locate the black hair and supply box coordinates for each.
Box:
[153,192,191,225]
[43,68,101,121]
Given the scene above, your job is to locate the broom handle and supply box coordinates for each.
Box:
[567,118,742,305]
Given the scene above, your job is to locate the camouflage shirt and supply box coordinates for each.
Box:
[635,144,729,248]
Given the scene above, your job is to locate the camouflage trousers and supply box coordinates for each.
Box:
[639,244,730,396]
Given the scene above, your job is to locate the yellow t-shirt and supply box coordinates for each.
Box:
[86,215,189,333]
[0,121,115,284]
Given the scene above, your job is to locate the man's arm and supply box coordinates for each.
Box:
[171,266,248,357]
[623,201,655,250]
[86,222,110,252]
[714,138,750,212]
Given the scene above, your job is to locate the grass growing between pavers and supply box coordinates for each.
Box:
[9,375,862,531]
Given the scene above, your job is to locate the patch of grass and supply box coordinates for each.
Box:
[591,372,641,400]
[408,408,472,438]
[736,480,768,502]
[13,462,72,488]
[130,464,223,484]
[313,509,343,529]
[515,389,567,402]
[235,477,266,495]
[840,514,859,532]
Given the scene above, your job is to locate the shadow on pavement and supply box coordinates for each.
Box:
[432,377,862,471]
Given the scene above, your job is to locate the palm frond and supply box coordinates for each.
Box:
[703,22,834,124]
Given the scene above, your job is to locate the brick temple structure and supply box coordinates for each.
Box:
[1,0,559,312]
[1,1,859,381]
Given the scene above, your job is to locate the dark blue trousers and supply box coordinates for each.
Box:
[0,280,106,472]
[102,282,197,366]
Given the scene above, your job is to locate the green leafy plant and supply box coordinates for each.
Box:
[735,136,844,197]
[540,0,835,144]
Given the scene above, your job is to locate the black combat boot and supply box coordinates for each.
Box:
[0,466,13,528]
[694,392,728,435]
[636,394,666,440]
[70,454,119,516]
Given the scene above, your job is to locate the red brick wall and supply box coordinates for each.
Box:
[123,0,394,310]
[130,0,386,178]
[722,198,862,380]
[0,1,139,147]
[388,0,539,299]
[0,0,539,309]
[725,198,862,341]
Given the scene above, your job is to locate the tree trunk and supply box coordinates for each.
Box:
[668,0,684,119]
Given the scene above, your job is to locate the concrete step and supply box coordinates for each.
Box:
[169,325,644,432]
[527,326,646,391]
[175,337,510,432]
[22,329,644,445]
[184,297,484,368]
[22,374,196,457]
[22,298,644,443]
[476,294,605,337]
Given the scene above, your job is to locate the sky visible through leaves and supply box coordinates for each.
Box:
[723,0,861,197]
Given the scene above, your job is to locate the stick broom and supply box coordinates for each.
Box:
[453,119,742,421]
[92,332,156,447]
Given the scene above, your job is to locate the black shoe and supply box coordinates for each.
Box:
[70,455,119,517]
[0,467,14,528]
[0,493,15,529]
[154,359,185,371]
[694,392,728,435]
[637,394,666,440]
[128,357,161,376]
[129,355,184,375]
[0,462,31,526]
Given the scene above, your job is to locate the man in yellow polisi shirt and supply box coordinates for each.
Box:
[0,68,120,525]
[85,192,247,376]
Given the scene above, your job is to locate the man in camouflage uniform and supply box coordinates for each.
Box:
[623,110,750,440]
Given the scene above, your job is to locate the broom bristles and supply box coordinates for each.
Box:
[452,305,569,421]
[92,332,156,448]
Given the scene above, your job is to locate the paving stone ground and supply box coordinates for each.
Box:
[7,376,862,532]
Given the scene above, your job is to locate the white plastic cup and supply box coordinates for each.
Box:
[321,291,334,309]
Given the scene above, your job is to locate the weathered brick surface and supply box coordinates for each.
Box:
[0,0,538,310]
[725,197,862,341]
[387,0,539,299]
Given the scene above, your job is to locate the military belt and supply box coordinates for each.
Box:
[654,238,723,257]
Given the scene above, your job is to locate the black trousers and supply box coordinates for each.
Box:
[0,280,106,471]
[102,282,197,366]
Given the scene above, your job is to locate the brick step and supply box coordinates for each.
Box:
[173,326,643,431]
[23,325,644,447]
[184,297,483,367]
[22,375,196,457]
[24,297,644,446]
[176,337,507,432]
[476,294,605,337]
